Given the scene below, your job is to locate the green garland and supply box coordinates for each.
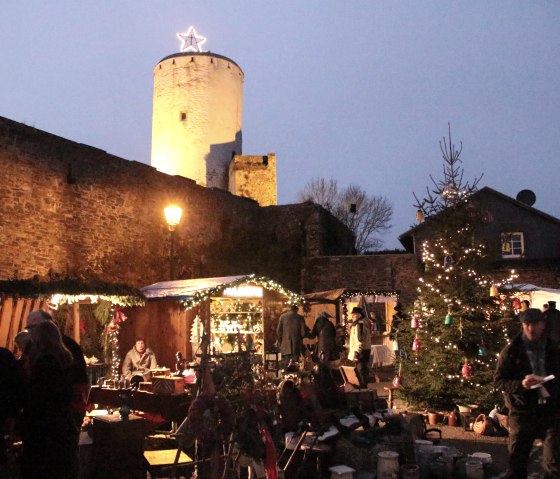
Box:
[180,274,304,310]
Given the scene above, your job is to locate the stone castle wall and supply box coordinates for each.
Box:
[229,153,277,206]
[302,253,420,305]
[0,116,353,292]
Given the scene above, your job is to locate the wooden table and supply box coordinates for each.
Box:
[87,386,191,424]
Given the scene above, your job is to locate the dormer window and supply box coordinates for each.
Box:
[501,232,524,258]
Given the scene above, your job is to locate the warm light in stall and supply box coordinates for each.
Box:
[222,285,263,298]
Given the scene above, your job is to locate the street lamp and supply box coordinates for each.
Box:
[164,206,183,279]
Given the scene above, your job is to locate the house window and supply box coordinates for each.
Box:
[501,232,524,258]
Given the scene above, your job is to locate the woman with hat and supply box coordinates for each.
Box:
[348,307,372,388]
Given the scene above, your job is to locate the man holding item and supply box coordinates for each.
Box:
[495,308,560,478]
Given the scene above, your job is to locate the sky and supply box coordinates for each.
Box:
[2,2,559,249]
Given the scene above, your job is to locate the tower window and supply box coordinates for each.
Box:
[180,112,187,121]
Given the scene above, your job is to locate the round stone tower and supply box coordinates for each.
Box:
[151,51,244,189]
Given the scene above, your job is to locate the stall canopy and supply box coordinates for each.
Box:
[504,283,560,307]
[141,275,248,301]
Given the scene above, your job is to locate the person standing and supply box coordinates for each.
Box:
[21,320,76,479]
[23,309,88,479]
[544,300,560,343]
[347,307,372,388]
[0,347,22,474]
[308,311,338,362]
[276,305,307,368]
[494,308,560,478]
[121,336,158,381]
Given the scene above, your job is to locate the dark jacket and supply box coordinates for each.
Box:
[494,332,560,413]
[277,310,307,356]
[308,316,338,361]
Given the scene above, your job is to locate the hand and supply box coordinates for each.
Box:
[522,374,543,390]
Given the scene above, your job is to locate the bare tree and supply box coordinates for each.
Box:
[298,178,393,253]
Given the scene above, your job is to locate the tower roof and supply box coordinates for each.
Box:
[156,51,243,75]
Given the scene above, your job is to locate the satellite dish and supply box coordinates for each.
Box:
[516,189,536,206]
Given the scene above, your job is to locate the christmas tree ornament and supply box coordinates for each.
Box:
[411,314,419,330]
[512,297,521,310]
[444,255,455,267]
[392,340,399,352]
[412,337,421,352]
[477,342,488,356]
[461,360,472,378]
[444,313,453,325]
[489,284,499,297]
[416,209,424,222]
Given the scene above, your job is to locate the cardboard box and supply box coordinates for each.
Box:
[151,376,184,395]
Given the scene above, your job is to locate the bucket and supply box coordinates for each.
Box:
[465,459,484,479]
[428,412,442,425]
[470,452,492,465]
[377,451,399,479]
[399,463,420,479]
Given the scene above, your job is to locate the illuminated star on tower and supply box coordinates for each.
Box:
[177,26,206,53]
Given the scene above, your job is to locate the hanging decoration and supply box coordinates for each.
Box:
[106,306,127,380]
[477,341,488,356]
[411,314,419,330]
[461,359,472,378]
[444,255,455,267]
[412,336,421,352]
[444,305,453,326]
[489,284,499,297]
[416,209,424,222]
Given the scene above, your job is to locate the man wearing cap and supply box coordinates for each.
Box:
[348,307,372,388]
[308,311,338,362]
[495,308,560,478]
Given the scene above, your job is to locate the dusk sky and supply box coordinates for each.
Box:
[2,2,559,249]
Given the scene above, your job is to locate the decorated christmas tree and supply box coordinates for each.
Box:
[396,126,517,410]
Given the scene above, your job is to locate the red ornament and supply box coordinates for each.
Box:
[392,374,402,388]
[411,315,419,330]
[412,337,421,352]
[512,298,521,310]
[462,361,472,378]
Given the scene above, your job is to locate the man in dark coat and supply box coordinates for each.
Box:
[0,347,22,471]
[308,311,338,362]
[277,305,307,368]
[494,308,560,478]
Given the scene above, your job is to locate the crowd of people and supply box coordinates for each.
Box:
[1,300,559,478]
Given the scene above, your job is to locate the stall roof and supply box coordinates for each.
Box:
[141,275,249,300]
[303,288,399,304]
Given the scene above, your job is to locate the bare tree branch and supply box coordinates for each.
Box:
[298,178,393,253]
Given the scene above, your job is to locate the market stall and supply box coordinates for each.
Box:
[303,288,400,364]
[505,283,560,309]
[0,278,145,381]
[135,274,303,366]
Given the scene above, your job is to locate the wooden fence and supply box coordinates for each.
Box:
[0,297,46,352]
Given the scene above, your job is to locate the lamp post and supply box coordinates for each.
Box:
[164,206,182,280]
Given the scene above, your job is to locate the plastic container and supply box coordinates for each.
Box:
[465,459,484,479]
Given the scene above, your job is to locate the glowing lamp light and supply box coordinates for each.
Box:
[164,206,183,231]
[223,285,263,298]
